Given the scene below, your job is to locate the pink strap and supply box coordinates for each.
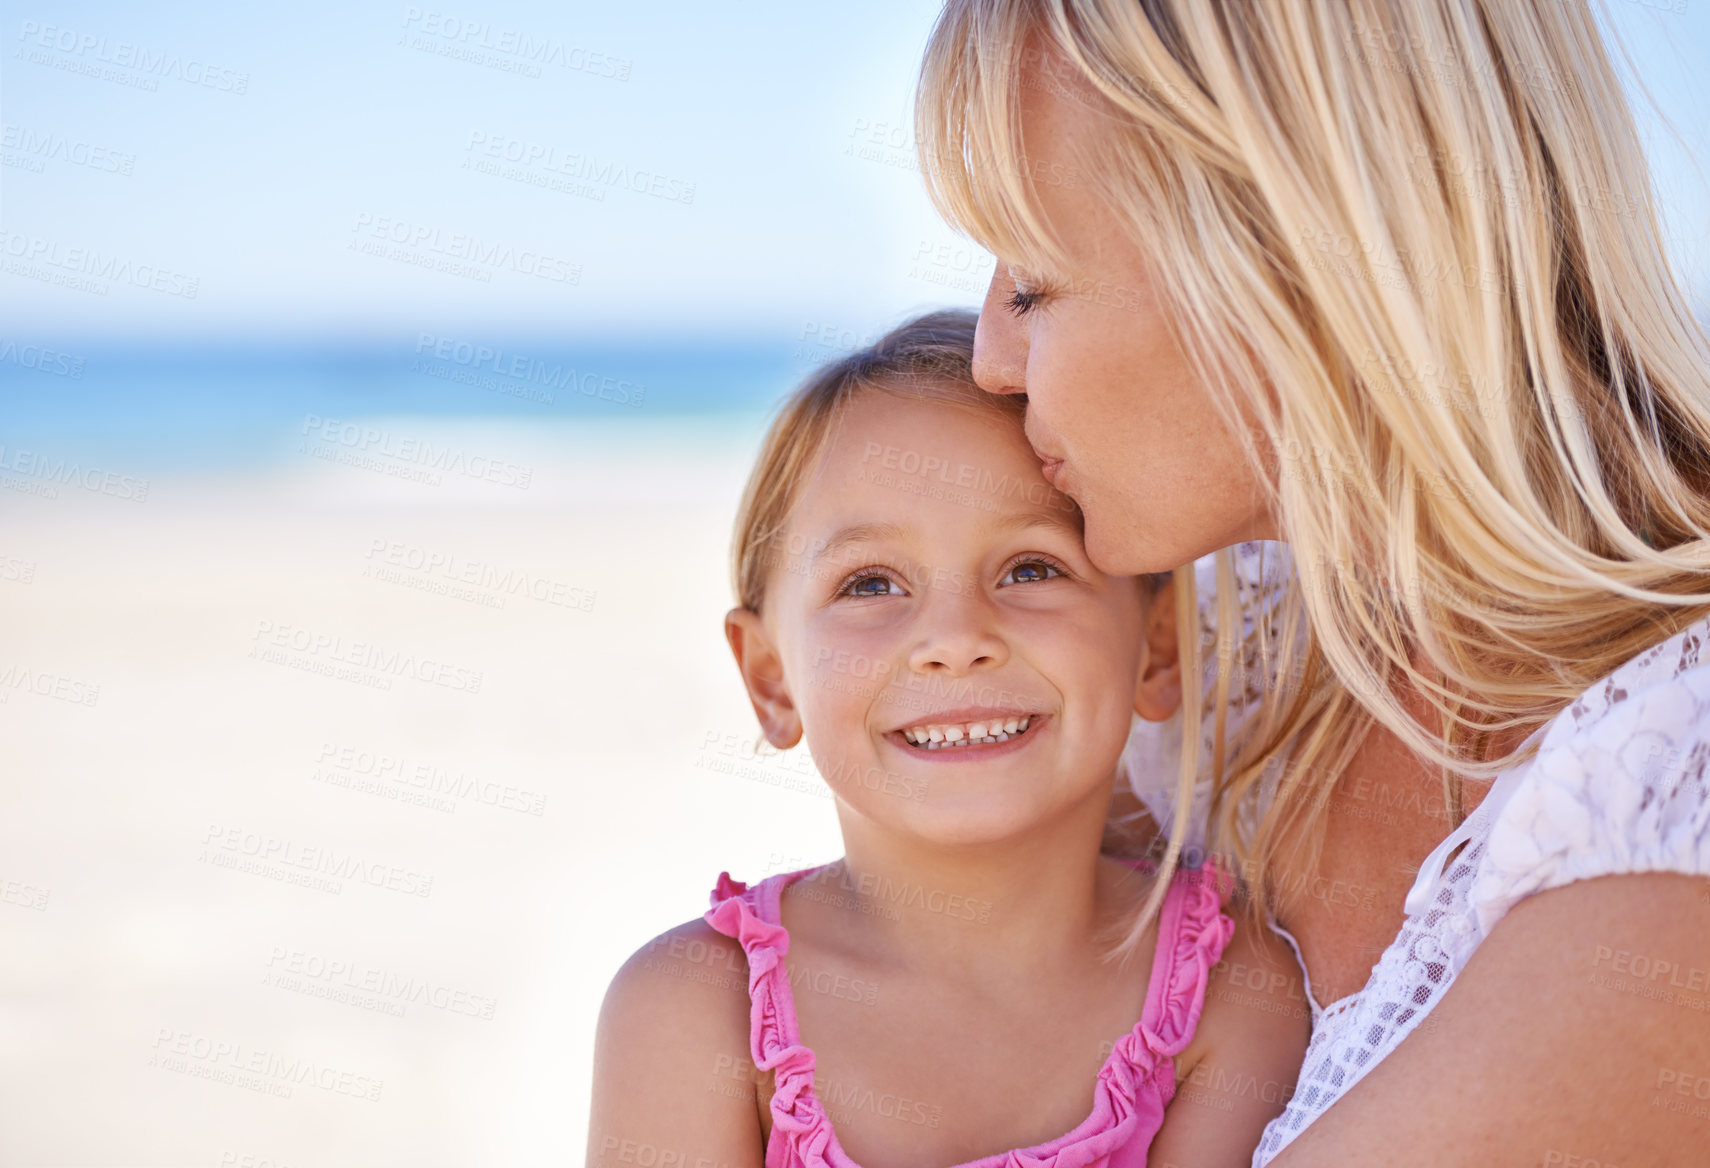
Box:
[1138,860,1235,1059]
[705,870,838,1165]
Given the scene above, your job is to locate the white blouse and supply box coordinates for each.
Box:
[1119,548,1710,1165]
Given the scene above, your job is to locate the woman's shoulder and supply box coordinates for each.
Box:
[1472,612,1710,929]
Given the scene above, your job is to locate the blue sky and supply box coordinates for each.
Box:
[3,0,1707,347]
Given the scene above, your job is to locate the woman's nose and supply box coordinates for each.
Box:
[972,269,1028,395]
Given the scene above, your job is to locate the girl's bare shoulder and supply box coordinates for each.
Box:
[1180,908,1312,1090]
[588,920,760,1165]
[599,917,753,1053]
[1146,911,1309,1167]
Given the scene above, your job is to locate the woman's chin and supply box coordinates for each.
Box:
[1080,510,1163,577]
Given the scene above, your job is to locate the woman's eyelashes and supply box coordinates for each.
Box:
[1003,286,1043,318]
[1000,264,1056,318]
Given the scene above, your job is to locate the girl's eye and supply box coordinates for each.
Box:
[1001,558,1063,585]
[837,572,902,599]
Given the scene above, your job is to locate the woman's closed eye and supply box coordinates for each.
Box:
[1003,286,1043,318]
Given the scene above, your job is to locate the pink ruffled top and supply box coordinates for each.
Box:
[703,861,1233,1168]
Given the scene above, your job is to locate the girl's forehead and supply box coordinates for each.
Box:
[809,394,1040,491]
[790,393,1083,540]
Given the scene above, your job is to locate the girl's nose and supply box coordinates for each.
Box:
[906,593,1009,677]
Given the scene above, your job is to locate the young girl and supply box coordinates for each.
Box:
[588,311,1306,1168]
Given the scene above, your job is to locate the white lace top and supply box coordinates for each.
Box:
[1119,549,1710,1165]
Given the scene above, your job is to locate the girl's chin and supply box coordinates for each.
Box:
[878,798,1088,851]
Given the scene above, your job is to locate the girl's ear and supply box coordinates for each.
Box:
[1133,577,1183,723]
[724,607,803,749]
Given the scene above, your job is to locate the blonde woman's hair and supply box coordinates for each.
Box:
[918,0,1710,928]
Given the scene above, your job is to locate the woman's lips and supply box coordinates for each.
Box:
[1039,456,1065,488]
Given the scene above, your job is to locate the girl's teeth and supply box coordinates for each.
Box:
[902,717,1037,749]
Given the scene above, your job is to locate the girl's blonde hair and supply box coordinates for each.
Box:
[917,0,1710,926]
[732,309,1024,613]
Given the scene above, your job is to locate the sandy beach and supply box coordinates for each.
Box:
[0,415,843,1167]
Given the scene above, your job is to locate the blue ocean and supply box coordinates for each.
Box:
[0,335,814,473]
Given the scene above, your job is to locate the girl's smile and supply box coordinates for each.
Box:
[886,710,1048,762]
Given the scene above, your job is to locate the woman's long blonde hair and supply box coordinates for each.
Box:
[917,0,1710,923]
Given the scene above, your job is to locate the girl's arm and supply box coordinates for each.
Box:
[587,920,765,1168]
[1149,911,1312,1168]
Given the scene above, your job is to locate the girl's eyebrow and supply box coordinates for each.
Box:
[993,509,1082,539]
[810,521,908,565]
[812,510,1080,568]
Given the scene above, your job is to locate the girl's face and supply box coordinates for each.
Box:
[730,392,1158,848]
[968,63,1278,576]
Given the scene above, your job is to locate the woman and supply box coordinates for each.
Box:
[916,1,1710,1164]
